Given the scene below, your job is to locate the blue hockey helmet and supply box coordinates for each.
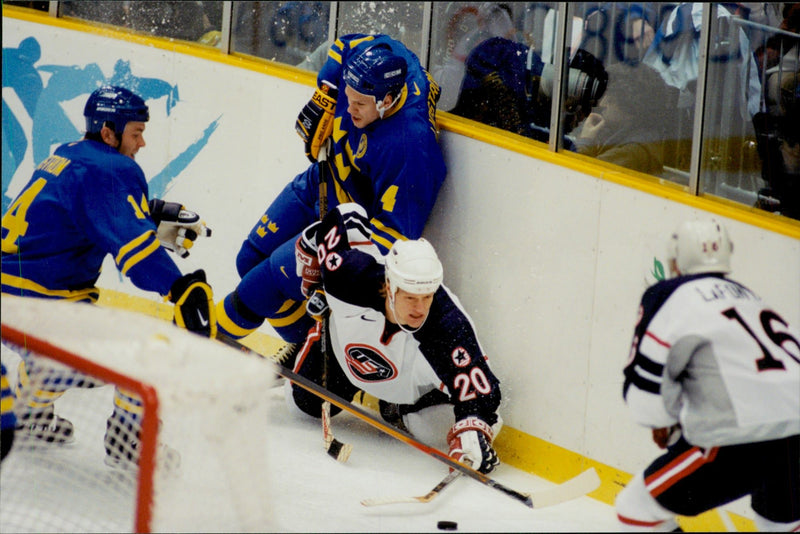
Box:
[84,86,149,135]
[343,44,408,101]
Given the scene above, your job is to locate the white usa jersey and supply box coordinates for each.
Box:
[315,203,502,426]
[623,273,800,447]
[328,291,447,405]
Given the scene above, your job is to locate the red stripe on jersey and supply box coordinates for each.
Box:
[617,514,670,527]
[294,323,322,371]
[645,330,671,348]
[645,446,719,497]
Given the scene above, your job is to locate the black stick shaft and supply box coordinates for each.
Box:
[217,333,534,508]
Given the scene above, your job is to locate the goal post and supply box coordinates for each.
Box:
[1,295,276,532]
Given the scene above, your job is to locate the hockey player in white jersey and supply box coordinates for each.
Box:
[289,203,503,473]
[616,219,800,531]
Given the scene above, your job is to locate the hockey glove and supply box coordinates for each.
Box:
[169,269,216,338]
[295,221,322,297]
[148,199,211,258]
[295,81,338,162]
[305,288,329,321]
[447,416,499,474]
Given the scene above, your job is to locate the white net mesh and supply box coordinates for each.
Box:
[1,295,276,532]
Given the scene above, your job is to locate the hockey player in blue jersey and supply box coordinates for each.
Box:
[1,85,214,468]
[216,34,447,357]
[289,203,502,474]
[617,219,800,532]
[1,363,16,462]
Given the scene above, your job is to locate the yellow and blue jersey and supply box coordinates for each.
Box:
[221,34,447,345]
[318,33,447,252]
[1,139,181,300]
[1,363,16,432]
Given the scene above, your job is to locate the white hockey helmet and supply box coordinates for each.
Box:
[668,219,733,275]
[385,239,443,295]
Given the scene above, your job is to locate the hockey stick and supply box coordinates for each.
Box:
[217,334,601,509]
[316,138,352,463]
[361,465,600,508]
[360,469,462,506]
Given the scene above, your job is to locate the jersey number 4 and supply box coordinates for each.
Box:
[723,307,800,371]
[1,178,47,254]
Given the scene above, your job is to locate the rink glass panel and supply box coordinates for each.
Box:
[4,1,798,222]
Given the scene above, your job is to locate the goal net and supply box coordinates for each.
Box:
[0,295,276,532]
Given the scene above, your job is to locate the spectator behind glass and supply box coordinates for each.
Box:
[574,62,679,176]
[62,1,221,45]
[451,36,607,147]
[433,2,518,112]
[755,72,800,221]
[754,3,800,81]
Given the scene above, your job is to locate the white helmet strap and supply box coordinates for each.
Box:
[375,93,398,119]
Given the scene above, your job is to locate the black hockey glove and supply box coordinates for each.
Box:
[169,269,216,338]
[447,416,499,474]
[295,81,338,162]
[148,199,212,258]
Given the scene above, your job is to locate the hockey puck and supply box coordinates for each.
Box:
[437,520,458,531]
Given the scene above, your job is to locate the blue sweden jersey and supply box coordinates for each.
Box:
[1,139,181,301]
[0,363,15,433]
[318,34,447,252]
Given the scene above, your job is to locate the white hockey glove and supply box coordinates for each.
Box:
[149,199,212,259]
[447,416,499,474]
[295,221,322,297]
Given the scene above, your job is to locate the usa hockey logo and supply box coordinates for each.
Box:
[344,344,397,382]
[451,346,471,367]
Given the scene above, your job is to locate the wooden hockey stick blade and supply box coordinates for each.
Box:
[327,438,353,463]
[361,467,600,509]
[323,407,353,463]
[360,470,462,506]
[217,334,534,508]
[529,467,600,508]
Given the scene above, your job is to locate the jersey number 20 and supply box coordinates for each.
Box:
[454,367,492,401]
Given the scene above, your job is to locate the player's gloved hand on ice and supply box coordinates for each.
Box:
[652,424,682,449]
[447,416,499,474]
[295,80,337,162]
[295,221,322,297]
[149,199,212,259]
[305,288,329,321]
[169,269,216,338]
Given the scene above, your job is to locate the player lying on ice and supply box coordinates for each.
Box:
[287,202,503,474]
